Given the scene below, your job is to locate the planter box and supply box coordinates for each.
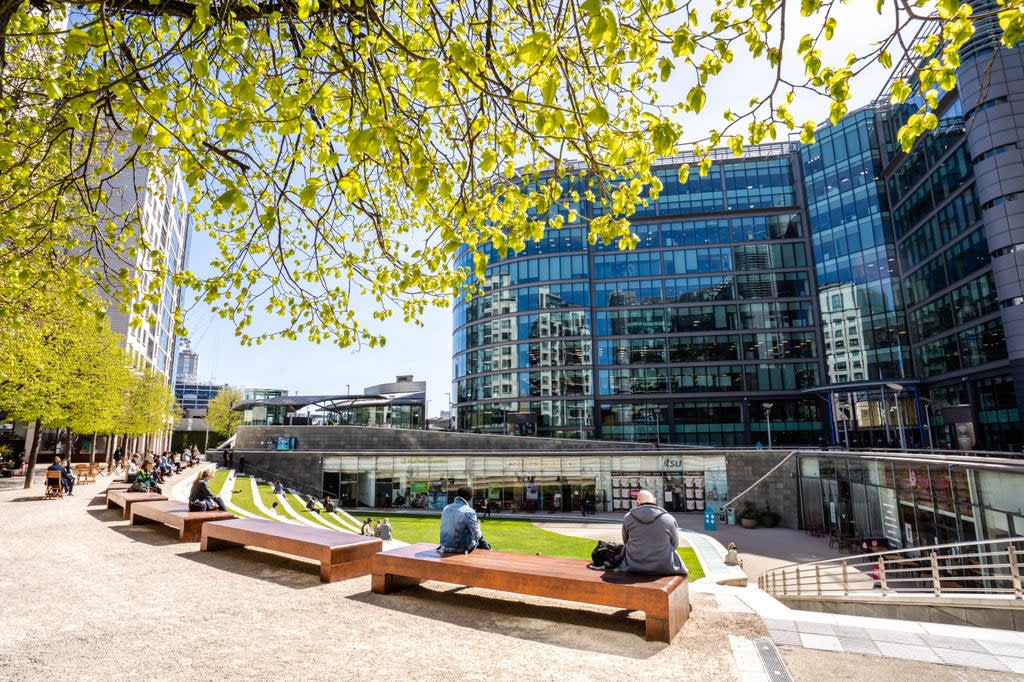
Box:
[740,517,758,529]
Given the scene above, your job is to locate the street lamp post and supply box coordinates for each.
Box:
[886,383,907,450]
[922,397,934,450]
[762,402,774,449]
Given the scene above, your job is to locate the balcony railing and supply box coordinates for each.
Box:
[758,537,1024,600]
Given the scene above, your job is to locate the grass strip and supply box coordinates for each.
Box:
[229,475,274,519]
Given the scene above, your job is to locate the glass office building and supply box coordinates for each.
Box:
[452,37,1024,450]
[453,145,826,445]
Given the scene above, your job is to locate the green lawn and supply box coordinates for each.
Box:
[203,472,704,580]
[227,475,274,519]
[382,513,704,580]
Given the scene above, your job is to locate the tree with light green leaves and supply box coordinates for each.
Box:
[0,0,1021,350]
[115,368,178,447]
[205,386,245,440]
[0,284,135,487]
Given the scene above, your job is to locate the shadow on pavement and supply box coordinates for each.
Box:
[176,547,327,590]
[347,583,669,657]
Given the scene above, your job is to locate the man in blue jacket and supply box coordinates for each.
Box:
[439,485,491,554]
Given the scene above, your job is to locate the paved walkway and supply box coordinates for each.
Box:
[3,469,1021,681]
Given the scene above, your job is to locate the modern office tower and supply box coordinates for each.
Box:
[452,34,1023,449]
[877,20,1023,450]
[175,338,200,382]
[101,157,190,381]
[454,147,824,445]
[174,379,227,414]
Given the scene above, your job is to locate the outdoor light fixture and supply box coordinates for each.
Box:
[885,384,907,450]
[762,402,774,449]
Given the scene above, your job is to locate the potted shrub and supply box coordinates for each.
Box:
[759,502,780,528]
[739,503,758,529]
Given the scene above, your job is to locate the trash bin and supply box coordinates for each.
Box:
[725,507,736,525]
[704,507,717,531]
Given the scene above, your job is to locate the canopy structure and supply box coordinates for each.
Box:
[231,392,426,412]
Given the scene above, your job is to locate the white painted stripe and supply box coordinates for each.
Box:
[218,471,257,518]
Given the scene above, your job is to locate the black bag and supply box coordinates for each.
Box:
[591,540,624,569]
[128,481,147,493]
[188,499,207,512]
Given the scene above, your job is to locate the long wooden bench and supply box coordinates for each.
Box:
[130,500,235,542]
[371,543,690,643]
[105,489,168,519]
[200,517,383,583]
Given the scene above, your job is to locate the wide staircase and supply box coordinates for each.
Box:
[757,537,1024,631]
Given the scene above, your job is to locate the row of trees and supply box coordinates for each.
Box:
[0,284,177,488]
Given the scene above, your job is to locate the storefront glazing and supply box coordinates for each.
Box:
[799,454,1024,548]
[321,452,728,513]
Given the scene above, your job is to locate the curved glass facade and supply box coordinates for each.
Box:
[451,47,1024,449]
[453,154,825,445]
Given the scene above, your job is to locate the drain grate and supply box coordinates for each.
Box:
[753,637,794,681]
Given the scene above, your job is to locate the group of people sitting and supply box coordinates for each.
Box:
[303,494,337,514]
[360,517,393,541]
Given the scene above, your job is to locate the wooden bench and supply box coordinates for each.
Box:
[201,517,383,583]
[130,500,235,542]
[105,489,168,519]
[371,543,689,643]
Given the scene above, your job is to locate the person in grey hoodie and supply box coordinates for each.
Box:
[617,490,688,576]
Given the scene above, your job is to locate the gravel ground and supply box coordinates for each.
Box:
[2,472,1017,682]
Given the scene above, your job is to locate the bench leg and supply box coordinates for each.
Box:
[644,582,690,643]
[107,498,118,509]
[201,536,241,552]
[371,573,422,594]
[180,521,202,543]
[321,558,374,583]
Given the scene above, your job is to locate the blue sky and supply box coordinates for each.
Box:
[175,5,897,418]
[178,247,456,415]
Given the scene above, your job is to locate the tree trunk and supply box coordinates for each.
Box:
[22,420,41,489]
[104,434,113,470]
[89,432,97,465]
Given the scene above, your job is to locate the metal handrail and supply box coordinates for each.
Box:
[758,537,1024,600]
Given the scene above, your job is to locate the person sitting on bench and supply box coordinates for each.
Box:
[439,485,491,554]
[133,460,162,494]
[189,469,226,511]
[125,454,141,483]
[616,490,687,576]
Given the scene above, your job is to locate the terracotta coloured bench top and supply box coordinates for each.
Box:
[201,517,383,583]
[129,500,235,542]
[371,543,689,643]
[105,488,168,519]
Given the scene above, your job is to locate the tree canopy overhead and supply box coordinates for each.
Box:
[0,0,1021,347]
